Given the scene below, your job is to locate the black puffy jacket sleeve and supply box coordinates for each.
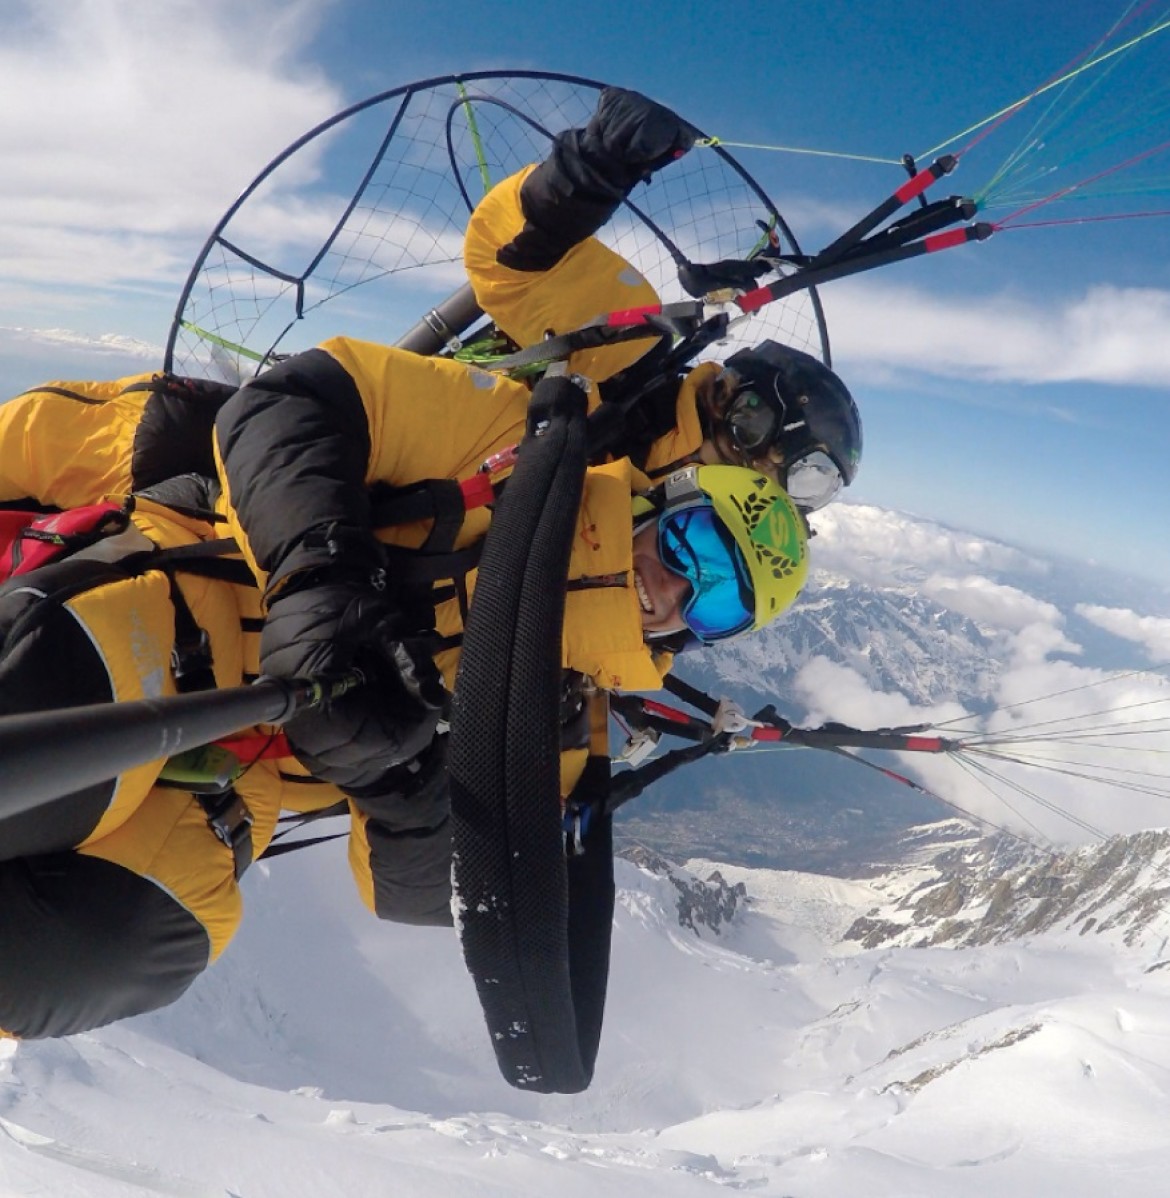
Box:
[497,87,696,273]
[214,349,382,594]
[347,737,453,926]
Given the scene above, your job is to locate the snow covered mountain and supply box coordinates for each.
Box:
[615,502,1170,873]
[848,825,1170,952]
[6,828,1170,1196]
[695,575,1001,712]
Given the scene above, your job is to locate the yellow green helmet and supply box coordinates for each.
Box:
[650,464,808,644]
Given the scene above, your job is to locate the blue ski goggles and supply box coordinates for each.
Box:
[658,501,755,644]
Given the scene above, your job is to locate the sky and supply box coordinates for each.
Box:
[1,0,1168,586]
[6,828,1170,1195]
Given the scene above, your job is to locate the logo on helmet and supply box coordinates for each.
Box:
[730,482,804,612]
[750,497,803,568]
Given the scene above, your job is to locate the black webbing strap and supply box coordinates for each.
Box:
[608,741,715,811]
[448,372,609,1095]
[259,799,351,861]
[119,539,256,588]
[166,575,216,695]
[370,478,468,553]
[661,671,720,717]
[139,539,256,880]
[485,320,660,372]
[260,830,348,858]
[380,542,484,586]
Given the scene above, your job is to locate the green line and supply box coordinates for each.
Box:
[917,14,1170,159]
[456,80,493,196]
[180,320,266,363]
[696,137,901,167]
[746,214,778,259]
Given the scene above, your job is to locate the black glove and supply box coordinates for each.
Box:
[261,576,447,791]
[499,88,697,273]
[582,87,698,187]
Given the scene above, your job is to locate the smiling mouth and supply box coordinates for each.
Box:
[633,569,653,614]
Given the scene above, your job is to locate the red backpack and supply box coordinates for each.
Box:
[0,502,130,580]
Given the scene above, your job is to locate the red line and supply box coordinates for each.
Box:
[735,286,772,314]
[993,208,1170,231]
[216,733,291,760]
[959,0,1162,159]
[894,169,939,204]
[874,765,917,787]
[642,699,697,725]
[751,726,784,742]
[923,227,973,253]
[903,736,946,753]
[993,137,1170,227]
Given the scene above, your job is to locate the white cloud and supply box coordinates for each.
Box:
[779,503,1170,845]
[791,651,1170,846]
[793,657,967,731]
[1005,620,1083,667]
[1076,604,1170,663]
[920,574,1063,632]
[0,0,344,299]
[822,278,1170,388]
[810,502,1044,587]
[0,325,160,360]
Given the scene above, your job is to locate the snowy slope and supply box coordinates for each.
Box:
[5,831,1170,1196]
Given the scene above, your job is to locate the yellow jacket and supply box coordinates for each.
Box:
[463,163,715,479]
[0,338,671,1043]
[0,493,284,1038]
[0,373,234,507]
[213,338,672,920]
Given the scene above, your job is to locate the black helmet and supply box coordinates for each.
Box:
[720,341,862,510]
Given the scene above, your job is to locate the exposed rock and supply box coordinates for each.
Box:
[620,845,747,935]
[844,827,1170,950]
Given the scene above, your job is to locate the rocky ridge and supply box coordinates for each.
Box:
[846,825,1170,952]
[619,844,747,935]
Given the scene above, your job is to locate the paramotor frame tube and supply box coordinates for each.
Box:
[166,71,831,384]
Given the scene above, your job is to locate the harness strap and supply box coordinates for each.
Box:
[370,475,497,539]
[196,788,255,879]
[163,568,255,879]
[381,541,484,585]
[166,574,217,695]
[258,798,352,861]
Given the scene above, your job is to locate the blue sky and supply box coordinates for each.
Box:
[2,0,1168,586]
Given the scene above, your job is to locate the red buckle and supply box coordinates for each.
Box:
[460,473,497,510]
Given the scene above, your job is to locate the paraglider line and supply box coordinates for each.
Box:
[954,750,1109,840]
[696,137,902,167]
[919,6,1170,160]
[927,665,1170,734]
[989,208,1170,230]
[991,137,1170,227]
[961,745,1170,802]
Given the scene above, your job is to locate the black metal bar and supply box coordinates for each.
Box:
[0,676,346,820]
[778,726,957,753]
[737,222,994,313]
[807,154,958,270]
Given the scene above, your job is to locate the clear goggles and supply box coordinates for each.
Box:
[724,382,843,512]
[784,450,844,512]
[658,500,755,644]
